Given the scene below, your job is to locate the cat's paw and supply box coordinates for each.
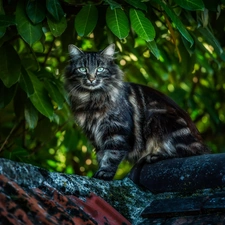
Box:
[93,169,115,181]
[145,154,167,163]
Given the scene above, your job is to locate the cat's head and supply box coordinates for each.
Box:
[65,44,123,92]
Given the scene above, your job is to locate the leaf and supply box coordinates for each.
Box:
[146,41,160,59]
[173,0,204,11]
[19,67,34,97]
[0,44,21,87]
[47,15,67,37]
[75,5,98,37]
[106,7,130,39]
[36,69,67,102]
[181,35,195,55]
[0,15,16,27]
[25,99,39,129]
[198,27,224,56]
[46,0,64,22]
[26,0,46,24]
[0,80,16,109]
[44,80,64,109]
[129,8,155,42]
[125,0,147,11]
[159,1,194,46]
[104,0,122,9]
[28,71,54,120]
[16,1,43,46]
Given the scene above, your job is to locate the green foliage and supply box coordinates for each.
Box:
[173,0,204,11]
[0,0,225,179]
[46,0,65,21]
[106,7,130,39]
[129,8,155,41]
[159,0,194,46]
[0,44,21,87]
[26,0,46,24]
[47,16,67,37]
[75,5,98,37]
[16,1,43,46]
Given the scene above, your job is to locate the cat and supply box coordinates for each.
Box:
[64,43,210,181]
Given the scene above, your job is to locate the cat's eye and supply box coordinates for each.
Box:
[97,67,105,72]
[78,67,87,73]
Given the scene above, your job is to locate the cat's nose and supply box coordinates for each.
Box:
[89,77,95,82]
[88,74,96,83]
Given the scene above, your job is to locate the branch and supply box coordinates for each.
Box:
[0,123,17,152]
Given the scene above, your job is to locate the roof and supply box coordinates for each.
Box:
[1,154,225,224]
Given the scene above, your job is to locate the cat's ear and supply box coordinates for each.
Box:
[100,44,115,58]
[68,44,84,57]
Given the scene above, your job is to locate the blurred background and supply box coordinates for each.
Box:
[0,0,225,179]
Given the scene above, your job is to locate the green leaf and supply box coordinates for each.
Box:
[0,15,16,27]
[129,8,155,42]
[0,44,21,87]
[46,0,64,22]
[19,67,34,97]
[26,0,46,24]
[25,99,39,129]
[125,0,147,11]
[45,80,64,109]
[0,80,16,109]
[159,1,194,46]
[181,35,195,55]
[198,27,224,56]
[75,5,98,37]
[106,7,130,39]
[16,1,43,46]
[104,0,122,9]
[28,72,54,120]
[173,0,204,11]
[146,41,160,59]
[47,15,67,37]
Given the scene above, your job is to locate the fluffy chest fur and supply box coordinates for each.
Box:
[71,85,134,152]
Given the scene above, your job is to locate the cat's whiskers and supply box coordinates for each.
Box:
[68,84,83,96]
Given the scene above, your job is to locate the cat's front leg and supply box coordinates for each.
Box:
[93,150,127,180]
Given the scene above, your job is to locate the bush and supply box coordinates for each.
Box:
[0,0,225,178]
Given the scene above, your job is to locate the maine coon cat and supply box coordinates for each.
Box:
[64,44,210,180]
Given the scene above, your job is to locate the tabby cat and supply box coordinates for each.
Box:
[64,44,210,180]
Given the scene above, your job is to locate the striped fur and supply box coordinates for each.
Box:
[65,44,210,180]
